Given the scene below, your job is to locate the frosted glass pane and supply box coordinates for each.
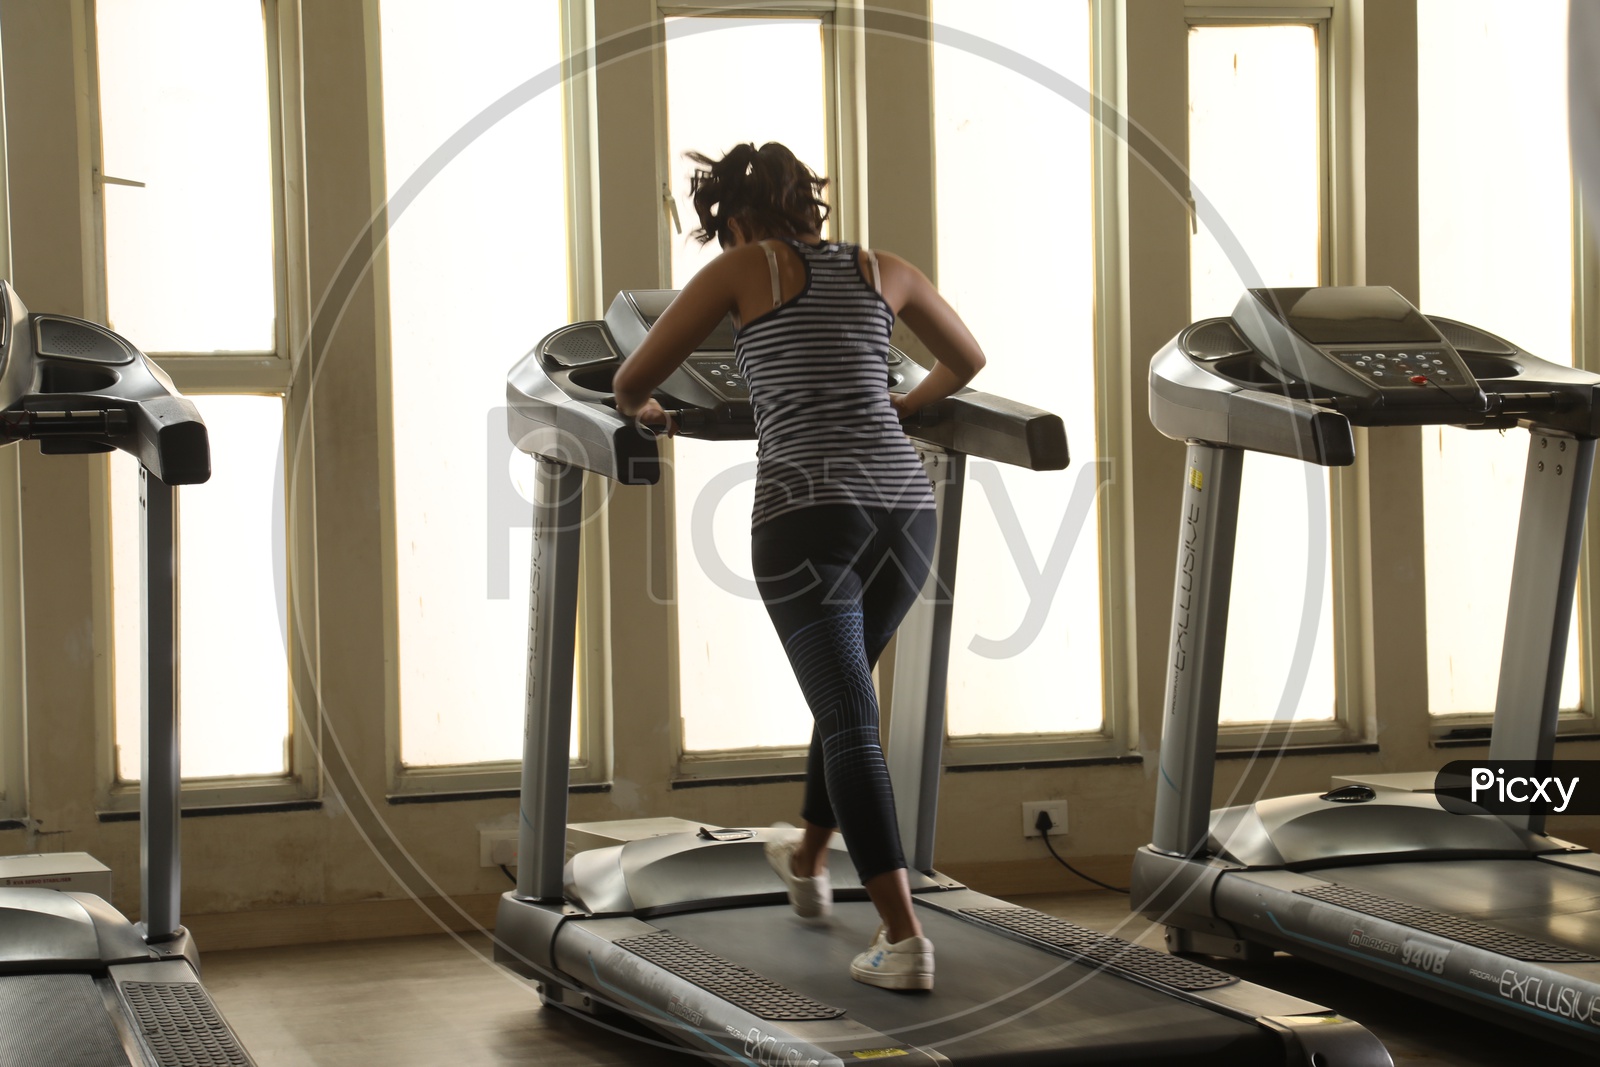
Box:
[932,1,1103,735]
[96,0,276,353]
[666,17,826,752]
[666,18,829,288]
[1189,25,1335,724]
[1218,454,1336,724]
[115,396,290,780]
[1418,0,1580,715]
[1189,26,1320,319]
[380,3,572,766]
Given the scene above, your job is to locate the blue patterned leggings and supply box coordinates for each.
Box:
[751,505,937,883]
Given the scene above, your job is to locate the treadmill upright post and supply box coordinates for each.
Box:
[887,449,964,874]
[140,468,181,942]
[1488,434,1596,824]
[516,456,585,902]
[1151,444,1243,859]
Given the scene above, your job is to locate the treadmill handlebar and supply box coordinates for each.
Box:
[510,319,1070,474]
[0,284,211,485]
[1150,342,1357,466]
[660,398,945,438]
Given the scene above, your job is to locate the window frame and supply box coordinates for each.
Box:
[924,0,1124,767]
[1181,3,1373,753]
[1414,3,1598,743]
[86,0,318,812]
[655,0,865,782]
[0,35,23,821]
[1575,197,1600,737]
[0,449,24,822]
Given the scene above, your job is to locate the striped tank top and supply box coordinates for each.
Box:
[734,239,935,527]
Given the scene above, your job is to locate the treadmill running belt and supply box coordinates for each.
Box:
[658,903,1284,1065]
[616,930,846,1020]
[1295,882,1600,962]
[0,974,129,1067]
[961,907,1239,991]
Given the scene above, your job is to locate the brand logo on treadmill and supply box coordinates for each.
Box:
[1498,968,1600,1027]
[738,1026,822,1067]
[1169,502,1202,692]
[667,994,703,1027]
[1348,928,1400,957]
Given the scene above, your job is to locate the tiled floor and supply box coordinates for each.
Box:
[201,890,1590,1065]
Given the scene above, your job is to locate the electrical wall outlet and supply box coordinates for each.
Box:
[479,829,518,867]
[1022,801,1068,838]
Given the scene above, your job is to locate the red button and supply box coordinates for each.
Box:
[1410,375,1428,385]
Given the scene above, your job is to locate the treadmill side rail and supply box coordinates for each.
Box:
[109,960,254,1067]
[1257,1015,1396,1067]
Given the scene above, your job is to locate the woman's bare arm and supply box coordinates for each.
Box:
[875,251,987,417]
[611,251,745,420]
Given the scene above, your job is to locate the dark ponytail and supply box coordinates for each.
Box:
[687,141,829,247]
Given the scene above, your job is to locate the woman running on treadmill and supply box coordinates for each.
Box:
[612,141,986,992]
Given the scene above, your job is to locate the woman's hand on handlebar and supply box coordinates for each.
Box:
[632,398,677,437]
[888,392,917,423]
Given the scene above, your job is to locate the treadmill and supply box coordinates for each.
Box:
[0,281,254,1066]
[1134,284,1600,1054]
[493,289,1392,1066]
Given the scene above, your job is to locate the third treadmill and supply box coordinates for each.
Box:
[1136,284,1600,1055]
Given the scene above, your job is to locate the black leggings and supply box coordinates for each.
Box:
[751,504,937,884]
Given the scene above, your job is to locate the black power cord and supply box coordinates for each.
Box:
[1035,810,1129,895]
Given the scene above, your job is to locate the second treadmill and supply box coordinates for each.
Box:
[1136,285,1600,1055]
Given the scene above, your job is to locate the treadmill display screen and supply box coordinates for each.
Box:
[1264,287,1442,345]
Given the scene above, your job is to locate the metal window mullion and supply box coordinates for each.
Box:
[83,0,110,326]
[1572,170,1600,723]
[563,0,602,321]
[1091,0,1134,751]
[0,451,23,820]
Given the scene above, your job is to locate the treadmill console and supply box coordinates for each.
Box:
[1228,286,1488,417]
[1269,286,1473,390]
[505,289,934,485]
[508,290,1068,485]
[0,281,210,484]
[1149,285,1600,464]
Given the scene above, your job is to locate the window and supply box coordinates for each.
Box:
[0,70,19,817]
[110,399,290,779]
[378,2,576,770]
[96,0,276,353]
[1188,21,1337,727]
[664,15,830,755]
[1417,0,1581,718]
[95,0,295,789]
[931,2,1106,742]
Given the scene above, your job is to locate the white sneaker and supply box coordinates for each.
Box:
[850,925,935,991]
[763,823,832,919]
